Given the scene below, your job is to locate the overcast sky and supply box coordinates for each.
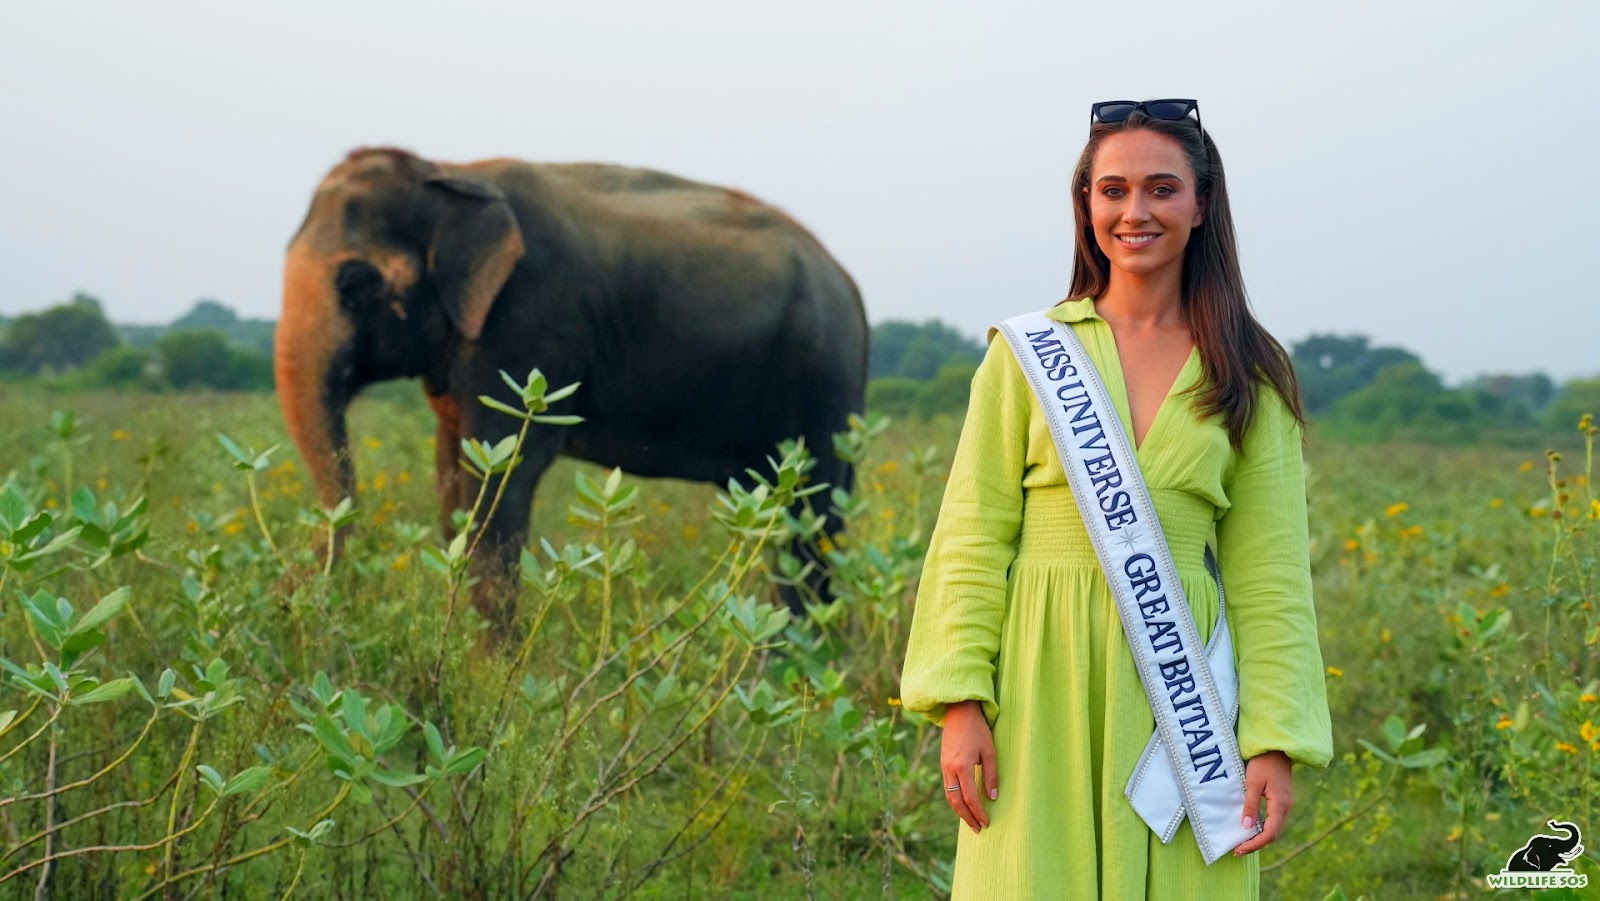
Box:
[3,0,1596,384]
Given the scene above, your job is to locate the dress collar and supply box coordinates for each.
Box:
[1042,296,1100,324]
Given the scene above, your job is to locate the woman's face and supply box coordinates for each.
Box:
[1083,128,1204,282]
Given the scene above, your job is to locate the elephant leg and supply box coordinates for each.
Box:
[461,410,563,632]
[427,391,470,539]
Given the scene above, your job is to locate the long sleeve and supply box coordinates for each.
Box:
[898,337,1029,730]
[1217,385,1335,769]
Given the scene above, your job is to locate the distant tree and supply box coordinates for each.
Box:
[913,363,980,419]
[0,294,121,374]
[1545,377,1600,432]
[1459,372,1556,429]
[871,320,984,380]
[866,378,921,419]
[82,346,166,390]
[1320,361,1481,442]
[171,299,239,331]
[155,329,273,391]
[1290,334,1422,415]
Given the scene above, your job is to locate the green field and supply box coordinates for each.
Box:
[0,388,1595,899]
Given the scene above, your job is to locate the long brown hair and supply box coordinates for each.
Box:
[1067,109,1306,452]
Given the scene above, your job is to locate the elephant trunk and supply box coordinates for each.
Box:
[276,243,358,515]
[1549,820,1581,853]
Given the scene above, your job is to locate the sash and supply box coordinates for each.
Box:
[992,310,1262,865]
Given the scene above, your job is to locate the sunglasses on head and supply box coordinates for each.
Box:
[1090,99,1202,137]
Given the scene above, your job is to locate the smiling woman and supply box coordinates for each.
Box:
[899,101,1334,900]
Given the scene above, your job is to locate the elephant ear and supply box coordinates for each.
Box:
[423,176,526,342]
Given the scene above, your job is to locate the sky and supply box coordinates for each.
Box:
[2,0,1597,384]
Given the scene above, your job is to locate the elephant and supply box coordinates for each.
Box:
[1504,819,1583,871]
[275,146,868,622]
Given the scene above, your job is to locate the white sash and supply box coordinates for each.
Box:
[992,310,1262,865]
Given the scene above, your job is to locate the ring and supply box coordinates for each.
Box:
[945,785,961,792]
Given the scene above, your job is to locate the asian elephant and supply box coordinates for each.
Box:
[1505,819,1583,871]
[275,147,868,622]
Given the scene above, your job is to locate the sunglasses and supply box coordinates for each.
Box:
[1090,99,1202,137]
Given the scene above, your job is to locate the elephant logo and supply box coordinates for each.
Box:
[1485,819,1589,889]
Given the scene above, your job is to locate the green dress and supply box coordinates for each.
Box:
[898,298,1334,900]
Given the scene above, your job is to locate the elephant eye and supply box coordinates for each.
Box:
[335,260,386,308]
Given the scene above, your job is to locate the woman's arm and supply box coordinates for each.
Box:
[1217,386,1335,769]
[899,337,1029,730]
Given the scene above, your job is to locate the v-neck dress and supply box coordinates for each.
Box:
[898,297,1334,900]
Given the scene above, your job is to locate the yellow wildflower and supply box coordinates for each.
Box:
[96,477,108,491]
[1519,461,1534,473]
[373,472,388,492]
[1344,539,1359,552]
[886,696,902,707]
[111,429,129,442]
[1445,825,1463,843]
[1582,722,1599,743]
[876,460,900,475]
[1582,693,1598,704]
[682,525,699,542]
[1326,666,1344,678]
[1590,499,1600,521]
[365,437,382,450]
[1380,628,1391,643]
[398,471,412,485]
[1490,584,1510,598]
[656,502,671,515]
[1363,551,1378,564]
[1530,506,1549,518]
[1489,497,1503,509]
[1495,715,1513,730]
[880,507,896,519]
[1486,812,1501,822]
[1385,502,1409,518]
[1580,413,1594,431]
[1556,741,1579,754]
[1575,475,1589,487]
[818,534,835,555]
[392,553,410,572]
[223,521,244,536]
[44,498,57,509]
[186,520,199,534]
[1401,525,1424,539]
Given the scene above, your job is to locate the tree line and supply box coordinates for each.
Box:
[0,294,274,391]
[2,294,1595,442]
[868,319,1598,442]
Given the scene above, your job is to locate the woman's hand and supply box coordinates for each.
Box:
[1232,749,1293,856]
[941,700,998,834]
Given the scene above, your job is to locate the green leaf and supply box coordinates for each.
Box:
[342,690,370,741]
[157,669,176,700]
[478,395,531,421]
[0,485,26,532]
[218,434,251,468]
[1399,748,1448,769]
[1382,715,1406,752]
[424,722,445,763]
[73,677,137,705]
[1356,738,1397,765]
[16,526,83,564]
[311,714,359,768]
[70,587,130,635]
[444,747,486,777]
[0,710,15,735]
[367,768,427,788]
[223,766,272,797]
[197,764,225,794]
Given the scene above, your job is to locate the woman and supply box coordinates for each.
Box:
[898,100,1334,899]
